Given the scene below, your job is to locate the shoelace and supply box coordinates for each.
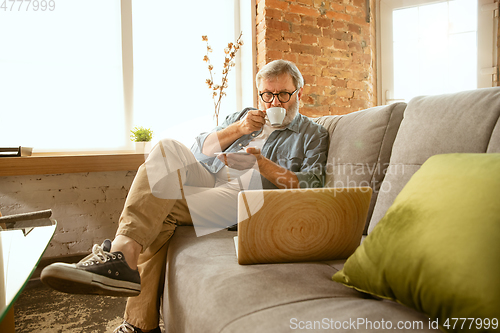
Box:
[113,321,137,333]
[78,243,119,266]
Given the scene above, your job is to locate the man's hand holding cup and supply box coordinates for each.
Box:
[238,109,266,134]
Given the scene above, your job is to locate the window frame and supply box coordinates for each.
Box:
[376,0,498,105]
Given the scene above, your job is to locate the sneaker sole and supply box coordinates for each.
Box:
[40,263,140,297]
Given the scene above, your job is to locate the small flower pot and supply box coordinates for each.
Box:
[135,141,151,154]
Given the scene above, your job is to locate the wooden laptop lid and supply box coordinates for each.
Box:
[236,187,372,265]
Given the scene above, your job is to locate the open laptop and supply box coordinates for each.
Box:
[234,187,372,265]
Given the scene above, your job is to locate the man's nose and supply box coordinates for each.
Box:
[271,96,282,106]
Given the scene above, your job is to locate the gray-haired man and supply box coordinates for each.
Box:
[41,60,329,333]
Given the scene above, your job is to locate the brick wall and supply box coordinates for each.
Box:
[256,0,377,117]
[0,171,135,258]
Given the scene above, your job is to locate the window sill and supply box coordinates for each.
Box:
[0,152,145,176]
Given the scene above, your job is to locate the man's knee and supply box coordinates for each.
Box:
[157,138,185,151]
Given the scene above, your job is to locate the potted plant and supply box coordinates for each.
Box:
[130,126,153,153]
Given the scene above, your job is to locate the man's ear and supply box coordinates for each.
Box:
[297,87,304,101]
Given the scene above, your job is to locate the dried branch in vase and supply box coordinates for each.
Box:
[202,32,243,126]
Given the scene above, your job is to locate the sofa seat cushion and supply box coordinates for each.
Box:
[221,298,438,333]
[163,226,436,333]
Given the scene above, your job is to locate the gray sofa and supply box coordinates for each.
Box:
[162,87,500,332]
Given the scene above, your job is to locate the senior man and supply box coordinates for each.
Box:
[41,59,329,333]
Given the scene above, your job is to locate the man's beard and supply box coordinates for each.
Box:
[259,97,299,128]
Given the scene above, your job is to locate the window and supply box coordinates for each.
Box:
[0,0,255,152]
[0,0,124,151]
[378,0,497,105]
[130,0,254,148]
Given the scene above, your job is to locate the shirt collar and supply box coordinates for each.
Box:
[282,112,301,133]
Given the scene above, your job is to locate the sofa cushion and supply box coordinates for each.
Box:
[369,87,500,232]
[163,226,436,333]
[315,103,405,233]
[333,153,500,332]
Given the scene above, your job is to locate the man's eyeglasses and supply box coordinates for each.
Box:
[259,89,298,104]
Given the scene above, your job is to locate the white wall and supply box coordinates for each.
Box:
[0,171,136,258]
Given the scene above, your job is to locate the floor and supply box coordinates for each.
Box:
[14,279,128,333]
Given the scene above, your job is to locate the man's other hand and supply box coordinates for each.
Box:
[245,147,263,161]
[217,152,258,171]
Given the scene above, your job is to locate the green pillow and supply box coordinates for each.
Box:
[333,153,500,333]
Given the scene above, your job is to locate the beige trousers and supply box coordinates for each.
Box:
[115,139,243,330]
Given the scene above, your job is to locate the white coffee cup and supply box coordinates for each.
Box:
[266,107,286,126]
